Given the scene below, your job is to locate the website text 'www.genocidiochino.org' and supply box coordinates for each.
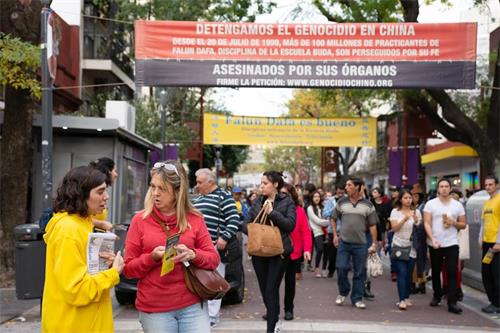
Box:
[215,77,394,87]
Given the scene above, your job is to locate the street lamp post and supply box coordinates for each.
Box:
[41,0,53,210]
[214,145,222,185]
[159,89,167,160]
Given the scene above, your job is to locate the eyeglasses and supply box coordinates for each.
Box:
[153,162,180,177]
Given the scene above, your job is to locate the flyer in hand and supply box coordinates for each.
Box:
[161,233,180,276]
[87,232,116,275]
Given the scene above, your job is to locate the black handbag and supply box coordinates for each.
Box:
[215,191,241,263]
[391,245,411,261]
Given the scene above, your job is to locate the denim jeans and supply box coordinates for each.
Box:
[336,240,368,304]
[139,302,210,333]
[387,231,396,273]
[394,257,415,301]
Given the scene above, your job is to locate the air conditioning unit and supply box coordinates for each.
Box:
[105,101,136,133]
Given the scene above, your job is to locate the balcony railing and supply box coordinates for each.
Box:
[83,16,134,79]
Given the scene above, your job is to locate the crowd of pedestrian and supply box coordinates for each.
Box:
[40,158,500,333]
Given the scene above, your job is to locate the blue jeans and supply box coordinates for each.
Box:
[394,257,415,301]
[336,240,368,304]
[139,302,210,333]
[387,231,396,273]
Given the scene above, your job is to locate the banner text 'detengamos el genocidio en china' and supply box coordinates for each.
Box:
[203,114,376,147]
[135,21,477,89]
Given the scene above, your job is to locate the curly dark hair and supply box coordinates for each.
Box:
[89,157,115,186]
[53,166,107,217]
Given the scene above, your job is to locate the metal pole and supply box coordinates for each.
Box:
[320,147,325,189]
[199,88,205,168]
[41,2,53,210]
[159,89,167,160]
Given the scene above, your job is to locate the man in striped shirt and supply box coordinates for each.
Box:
[194,168,240,328]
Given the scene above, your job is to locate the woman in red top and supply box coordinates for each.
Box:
[124,160,219,333]
[281,183,312,321]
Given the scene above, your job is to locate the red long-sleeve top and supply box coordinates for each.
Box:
[124,209,219,313]
[290,206,313,260]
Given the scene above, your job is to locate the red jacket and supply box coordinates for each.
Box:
[290,206,313,260]
[124,209,219,313]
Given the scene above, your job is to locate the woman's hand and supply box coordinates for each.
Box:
[100,251,116,267]
[303,251,311,261]
[112,251,124,274]
[412,210,418,222]
[151,245,166,261]
[174,244,196,263]
[263,200,273,214]
[92,219,114,231]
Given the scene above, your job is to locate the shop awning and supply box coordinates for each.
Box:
[421,146,478,165]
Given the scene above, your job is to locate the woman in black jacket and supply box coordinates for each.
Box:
[244,171,296,333]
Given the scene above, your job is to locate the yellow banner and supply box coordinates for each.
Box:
[203,114,376,147]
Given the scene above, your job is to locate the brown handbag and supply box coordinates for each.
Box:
[151,210,230,300]
[182,261,230,300]
[247,206,284,257]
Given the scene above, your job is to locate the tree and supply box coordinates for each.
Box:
[313,0,499,176]
[282,89,376,186]
[263,145,320,185]
[0,0,42,283]
[203,145,250,177]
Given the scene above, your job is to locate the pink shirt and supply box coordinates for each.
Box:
[124,210,219,313]
[290,206,313,260]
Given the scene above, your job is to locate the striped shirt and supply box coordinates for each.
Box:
[332,197,378,244]
[193,187,241,242]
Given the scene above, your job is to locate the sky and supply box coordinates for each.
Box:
[215,0,478,117]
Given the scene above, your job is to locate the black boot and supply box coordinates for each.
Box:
[418,283,426,294]
[410,283,417,294]
[364,281,375,299]
[457,288,463,302]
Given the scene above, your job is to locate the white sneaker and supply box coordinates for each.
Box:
[273,320,282,333]
[354,301,366,309]
[336,295,346,305]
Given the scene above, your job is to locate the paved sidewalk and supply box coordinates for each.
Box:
[1,254,499,332]
[0,288,39,324]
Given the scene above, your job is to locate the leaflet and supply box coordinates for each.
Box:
[160,233,180,276]
[87,232,116,275]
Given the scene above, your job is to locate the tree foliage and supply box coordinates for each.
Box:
[204,145,250,177]
[264,146,320,184]
[0,33,41,99]
[312,0,499,175]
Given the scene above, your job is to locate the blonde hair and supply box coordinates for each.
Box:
[142,160,200,233]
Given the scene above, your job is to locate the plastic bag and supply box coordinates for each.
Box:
[367,253,383,278]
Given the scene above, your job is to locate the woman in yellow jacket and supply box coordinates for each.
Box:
[42,166,124,333]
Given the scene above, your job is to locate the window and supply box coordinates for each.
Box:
[121,157,148,224]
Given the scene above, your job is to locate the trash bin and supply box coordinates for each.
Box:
[14,224,46,299]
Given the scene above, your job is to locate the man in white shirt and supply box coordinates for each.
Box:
[423,178,467,314]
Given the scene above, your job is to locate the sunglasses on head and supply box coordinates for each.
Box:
[153,162,180,177]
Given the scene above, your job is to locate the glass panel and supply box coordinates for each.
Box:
[121,158,147,224]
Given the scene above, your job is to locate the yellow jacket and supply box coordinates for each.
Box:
[42,212,119,333]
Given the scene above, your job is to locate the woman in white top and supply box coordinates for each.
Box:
[389,189,422,310]
[307,191,330,278]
